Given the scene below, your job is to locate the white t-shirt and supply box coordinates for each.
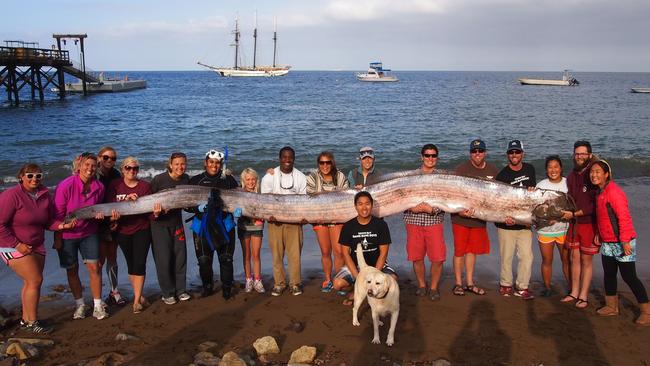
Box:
[536,177,569,235]
[260,167,307,195]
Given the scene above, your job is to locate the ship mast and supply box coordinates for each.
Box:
[253,12,258,69]
[272,17,278,68]
[232,18,240,70]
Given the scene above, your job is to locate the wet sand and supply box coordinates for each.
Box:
[1,178,649,365]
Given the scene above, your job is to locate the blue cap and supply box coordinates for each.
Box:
[506,140,524,152]
[470,139,486,151]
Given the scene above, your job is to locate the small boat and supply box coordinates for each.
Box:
[631,88,650,93]
[198,16,290,78]
[53,73,146,93]
[356,62,398,82]
[518,70,579,86]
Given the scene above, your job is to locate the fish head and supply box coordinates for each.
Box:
[532,190,575,228]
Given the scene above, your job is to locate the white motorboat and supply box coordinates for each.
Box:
[356,62,398,82]
[198,16,290,78]
[518,70,579,86]
[631,88,650,93]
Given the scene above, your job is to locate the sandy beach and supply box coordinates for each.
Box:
[1,178,650,365]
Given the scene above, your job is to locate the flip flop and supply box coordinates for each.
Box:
[464,285,486,295]
[452,285,465,296]
[560,294,578,303]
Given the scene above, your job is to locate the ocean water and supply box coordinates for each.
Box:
[2,71,650,305]
[1,71,650,188]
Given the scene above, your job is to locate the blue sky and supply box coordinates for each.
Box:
[3,0,649,71]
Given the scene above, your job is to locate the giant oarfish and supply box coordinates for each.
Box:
[69,173,574,227]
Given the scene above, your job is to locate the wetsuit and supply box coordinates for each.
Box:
[188,170,238,298]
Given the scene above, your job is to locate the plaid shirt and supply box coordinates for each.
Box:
[403,208,445,226]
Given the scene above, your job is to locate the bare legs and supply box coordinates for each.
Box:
[315,225,343,283]
[68,262,102,301]
[130,274,145,307]
[240,235,263,279]
[9,254,45,322]
[413,260,443,291]
[539,242,572,291]
[454,253,477,287]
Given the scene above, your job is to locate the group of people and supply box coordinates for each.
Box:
[1,139,648,335]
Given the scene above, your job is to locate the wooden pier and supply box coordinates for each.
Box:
[1,35,96,106]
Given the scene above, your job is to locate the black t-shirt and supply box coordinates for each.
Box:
[98,167,121,202]
[495,162,537,230]
[150,172,190,227]
[339,216,391,268]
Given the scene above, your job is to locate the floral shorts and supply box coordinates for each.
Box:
[600,239,637,263]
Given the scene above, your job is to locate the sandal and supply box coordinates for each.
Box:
[575,298,589,309]
[464,285,486,295]
[415,287,428,297]
[429,289,441,301]
[452,285,465,296]
[560,294,577,303]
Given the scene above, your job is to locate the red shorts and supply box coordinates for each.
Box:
[566,222,599,255]
[452,224,490,256]
[405,224,446,262]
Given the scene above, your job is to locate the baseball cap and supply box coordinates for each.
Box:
[359,147,375,159]
[506,140,524,152]
[470,139,486,151]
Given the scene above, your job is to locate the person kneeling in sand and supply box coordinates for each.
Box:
[333,191,397,305]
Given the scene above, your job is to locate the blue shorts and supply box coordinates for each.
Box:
[58,234,100,269]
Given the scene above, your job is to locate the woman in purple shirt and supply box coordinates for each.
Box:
[53,152,113,321]
[0,164,76,333]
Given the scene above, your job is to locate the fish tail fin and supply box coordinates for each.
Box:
[356,243,368,269]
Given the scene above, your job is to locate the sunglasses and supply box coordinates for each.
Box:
[318,160,333,166]
[124,166,140,172]
[507,150,522,155]
[25,173,43,180]
[423,153,438,158]
[102,155,117,162]
[471,149,486,154]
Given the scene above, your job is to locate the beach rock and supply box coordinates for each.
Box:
[8,338,54,347]
[197,341,219,352]
[218,351,246,366]
[253,336,280,355]
[83,352,127,366]
[194,351,220,366]
[4,342,38,360]
[432,359,451,366]
[114,332,140,341]
[289,321,304,333]
[288,346,317,364]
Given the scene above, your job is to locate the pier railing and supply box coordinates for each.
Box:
[0,46,70,65]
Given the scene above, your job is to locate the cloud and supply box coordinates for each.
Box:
[324,0,447,21]
[96,16,229,38]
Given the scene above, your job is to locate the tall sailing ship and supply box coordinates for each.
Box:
[198,17,290,77]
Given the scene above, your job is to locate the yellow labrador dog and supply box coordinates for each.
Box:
[352,243,400,346]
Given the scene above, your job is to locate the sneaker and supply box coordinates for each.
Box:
[93,306,109,320]
[271,285,285,297]
[253,279,265,293]
[245,278,254,293]
[178,292,191,301]
[290,284,303,296]
[222,287,233,301]
[514,288,535,300]
[73,304,88,319]
[321,280,333,293]
[201,285,214,298]
[106,291,127,306]
[499,285,514,297]
[21,319,54,334]
[162,296,177,305]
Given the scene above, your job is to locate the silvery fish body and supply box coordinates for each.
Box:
[70,173,573,227]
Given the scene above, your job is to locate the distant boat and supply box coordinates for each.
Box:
[518,70,579,86]
[198,16,290,77]
[356,62,399,82]
[631,88,650,93]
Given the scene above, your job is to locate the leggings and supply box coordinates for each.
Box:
[117,229,151,276]
[602,255,648,303]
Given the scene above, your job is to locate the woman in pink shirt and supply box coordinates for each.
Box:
[0,164,76,333]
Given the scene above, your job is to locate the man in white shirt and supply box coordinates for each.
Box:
[261,146,307,296]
